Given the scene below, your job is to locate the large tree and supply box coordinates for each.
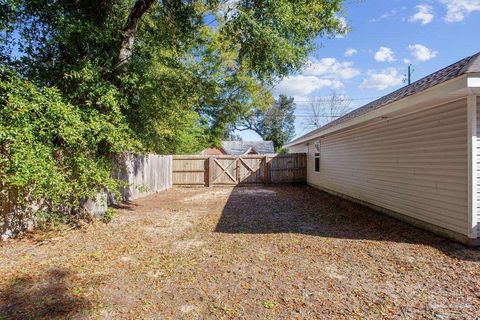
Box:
[237,95,296,150]
[0,0,346,216]
[1,0,346,151]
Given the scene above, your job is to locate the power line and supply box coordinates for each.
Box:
[294,115,343,118]
[292,96,380,103]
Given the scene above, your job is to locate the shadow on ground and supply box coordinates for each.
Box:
[215,185,480,262]
[0,268,92,320]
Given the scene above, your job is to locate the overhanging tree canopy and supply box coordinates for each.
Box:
[0,0,346,213]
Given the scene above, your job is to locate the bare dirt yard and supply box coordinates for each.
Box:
[1,185,479,319]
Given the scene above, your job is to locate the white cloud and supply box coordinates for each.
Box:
[410,4,434,24]
[374,47,396,62]
[344,48,358,57]
[381,9,397,19]
[359,68,403,90]
[274,57,360,96]
[303,58,360,79]
[370,9,397,22]
[439,0,480,22]
[408,44,438,61]
[403,58,412,64]
[275,75,343,96]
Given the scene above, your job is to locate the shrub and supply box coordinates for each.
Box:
[0,67,131,224]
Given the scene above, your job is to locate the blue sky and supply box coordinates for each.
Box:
[237,0,480,141]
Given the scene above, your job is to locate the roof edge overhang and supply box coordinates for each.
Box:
[243,147,257,154]
[468,73,480,94]
[286,74,473,147]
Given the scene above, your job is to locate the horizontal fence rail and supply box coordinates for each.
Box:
[172,153,306,187]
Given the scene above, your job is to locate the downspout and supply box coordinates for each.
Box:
[467,93,478,239]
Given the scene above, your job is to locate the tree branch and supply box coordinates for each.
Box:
[117,0,156,69]
[235,116,263,137]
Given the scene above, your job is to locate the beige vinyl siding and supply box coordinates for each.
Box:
[288,143,308,154]
[307,99,469,235]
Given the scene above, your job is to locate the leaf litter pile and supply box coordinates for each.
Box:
[0,185,479,319]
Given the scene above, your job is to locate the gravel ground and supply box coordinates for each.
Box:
[0,185,479,319]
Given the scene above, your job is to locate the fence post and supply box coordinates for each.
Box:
[264,156,270,185]
[236,158,240,183]
[207,157,214,187]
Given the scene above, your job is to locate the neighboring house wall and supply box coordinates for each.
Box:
[201,148,225,156]
[287,143,308,154]
[306,99,469,237]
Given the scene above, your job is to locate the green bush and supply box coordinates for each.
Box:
[102,208,115,223]
[0,67,131,218]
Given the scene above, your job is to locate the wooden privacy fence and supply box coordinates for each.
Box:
[2,153,173,239]
[172,153,307,186]
[2,153,303,238]
[113,153,173,201]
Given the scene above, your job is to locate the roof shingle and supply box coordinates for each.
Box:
[221,141,275,155]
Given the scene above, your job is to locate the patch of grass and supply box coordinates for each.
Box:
[263,300,275,309]
[210,303,234,315]
[102,208,115,223]
[72,287,84,296]
[291,238,301,245]
[88,250,103,261]
[20,255,30,261]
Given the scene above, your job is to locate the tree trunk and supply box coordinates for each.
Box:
[117,0,156,68]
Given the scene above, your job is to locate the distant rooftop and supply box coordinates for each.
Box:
[221,141,275,155]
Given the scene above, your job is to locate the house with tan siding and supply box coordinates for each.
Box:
[286,52,480,245]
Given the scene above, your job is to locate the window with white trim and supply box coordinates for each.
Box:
[314,140,321,172]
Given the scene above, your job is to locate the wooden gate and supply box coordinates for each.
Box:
[211,156,265,185]
[173,154,306,186]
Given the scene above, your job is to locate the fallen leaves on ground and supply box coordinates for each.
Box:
[0,186,479,319]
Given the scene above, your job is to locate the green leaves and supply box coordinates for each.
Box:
[0,0,346,222]
[262,300,275,309]
[1,0,345,154]
[220,0,345,80]
[237,95,296,150]
[0,67,128,209]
